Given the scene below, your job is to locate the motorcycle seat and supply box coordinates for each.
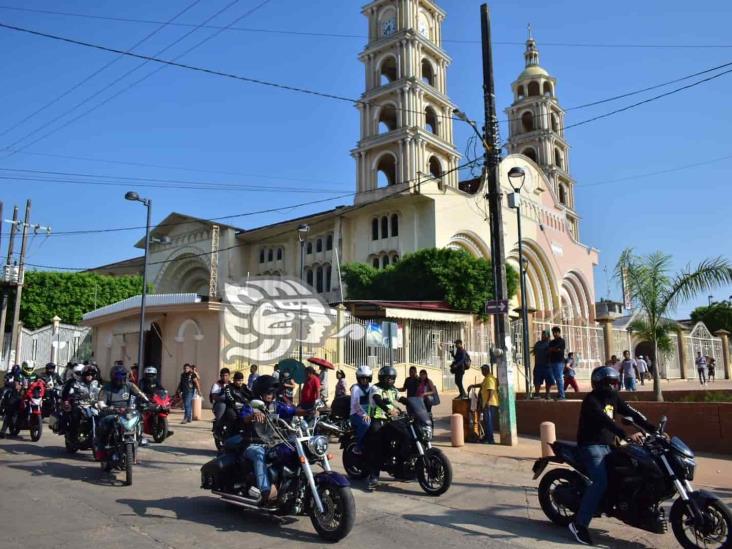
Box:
[551,441,586,473]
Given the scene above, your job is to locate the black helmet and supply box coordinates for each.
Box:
[110,365,128,385]
[45,362,56,371]
[378,366,397,386]
[252,375,279,398]
[233,371,245,381]
[590,366,620,392]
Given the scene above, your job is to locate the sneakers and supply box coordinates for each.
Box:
[569,523,593,545]
[367,477,379,491]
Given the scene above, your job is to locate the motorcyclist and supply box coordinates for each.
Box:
[364,366,404,491]
[1,365,21,410]
[40,362,63,390]
[0,362,38,437]
[568,365,655,546]
[57,364,86,434]
[349,365,373,454]
[239,375,302,505]
[63,366,100,441]
[94,365,149,460]
[139,366,164,397]
[216,371,251,436]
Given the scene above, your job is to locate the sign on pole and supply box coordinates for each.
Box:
[484,299,509,315]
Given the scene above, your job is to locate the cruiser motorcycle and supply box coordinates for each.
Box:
[201,400,356,542]
[62,399,99,453]
[534,416,732,549]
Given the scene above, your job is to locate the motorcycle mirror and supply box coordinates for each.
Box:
[659,415,668,432]
[250,399,266,411]
[621,416,635,426]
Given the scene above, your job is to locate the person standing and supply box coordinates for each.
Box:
[209,368,230,427]
[449,339,469,399]
[619,350,638,392]
[532,330,553,399]
[708,357,716,383]
[318,364,330,402]
[695,352,707,386]
[400,366,419,397]
[247,364,259,390]
[468,364,499,444]
[548,327,566,400]
[176,363,200,424]
[271,364,280,382]
[335,370,347,398]
[563,352,580,393]
[636,355,648,386]
[300,366,321,410]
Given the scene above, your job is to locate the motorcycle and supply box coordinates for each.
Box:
[338,397,452,496]
[533,415,732,549]
[1,379,45,441]
[97,402,142,486]
[315,396,352,439]
[201,399,356,542]
[42,385,62,419]
[213,401,244,451]
[141,388,171,443]
[63,399,99,453]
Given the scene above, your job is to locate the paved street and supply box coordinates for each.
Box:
[1,405,730,549]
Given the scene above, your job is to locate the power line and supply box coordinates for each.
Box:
[2,5,732,49]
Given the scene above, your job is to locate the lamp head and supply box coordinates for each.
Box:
[507,167,526,192]
[125,191,140,202]
[297,223,310,242]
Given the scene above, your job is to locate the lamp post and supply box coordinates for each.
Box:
[125,191,152,371]
[708,295,714,307]
[507,166,531,397]
[297,223,310,363]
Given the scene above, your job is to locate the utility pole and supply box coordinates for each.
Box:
[0,205,19,367]
[481,3,517,445]
[9,200,31,363]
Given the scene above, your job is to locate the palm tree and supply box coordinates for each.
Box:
[616,249,732,402]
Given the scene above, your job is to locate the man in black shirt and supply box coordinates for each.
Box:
[569,366,654,545]
[548,326,566,400]
[400,366,419,397]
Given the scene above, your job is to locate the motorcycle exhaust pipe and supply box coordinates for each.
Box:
[212,490,261,509]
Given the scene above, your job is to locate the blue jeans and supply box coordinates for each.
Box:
[623,377,637,391]
[551,363,565,398]
[244,444,271,494]
[182,392,194,421]
[576,444,612,527]
[483,406,497,443]
[350,414,370,449]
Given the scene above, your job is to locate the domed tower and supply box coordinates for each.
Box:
[352,0,461,205]
[506,27,579,239]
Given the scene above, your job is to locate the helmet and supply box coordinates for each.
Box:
[72,364,85,379]
[10,364,20,376]
[143,366,157,376]
[252,375,279,398]
[110,365,128,385]
[21,362,34,376]
[355,365,372,382]
[45,362,56,372]
[233,371,245,381]
[590,366,621,392]
[378,366,397,386]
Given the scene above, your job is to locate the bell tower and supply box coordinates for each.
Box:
[353,0,461,204]
[506,28,580,239]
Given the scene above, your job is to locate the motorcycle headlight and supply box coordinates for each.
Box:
[420,425,433,441]
[679,456,696,481]
[308,435,329,457]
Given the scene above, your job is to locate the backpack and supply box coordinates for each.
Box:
[464,352,472,369]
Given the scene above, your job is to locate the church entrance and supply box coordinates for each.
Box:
[144,322,163,373]
[634,341,655,370]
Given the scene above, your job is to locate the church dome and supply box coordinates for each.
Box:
[518,64,549,80]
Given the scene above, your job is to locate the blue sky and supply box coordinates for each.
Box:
[0,0,730,317]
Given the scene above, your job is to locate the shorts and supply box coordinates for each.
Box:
[534,365,555,387]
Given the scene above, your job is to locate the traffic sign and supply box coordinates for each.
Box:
[484,299,509,315]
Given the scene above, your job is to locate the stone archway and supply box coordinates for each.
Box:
[174,318,204,385]
[156,251,211,295]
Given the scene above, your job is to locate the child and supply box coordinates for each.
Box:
[468,364,499,444]
[335,370,347,398]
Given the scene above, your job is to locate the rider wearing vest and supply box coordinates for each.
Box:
[0,362,37,438]
[364,366,403,491]
[63,366,100,439]
[40,362,64,390]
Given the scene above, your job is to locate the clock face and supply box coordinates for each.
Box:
[382,17,396,37]
[418,14,430,38]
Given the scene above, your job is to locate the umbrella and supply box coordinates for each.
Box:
[307,357,334,370]
[278,358,306,384]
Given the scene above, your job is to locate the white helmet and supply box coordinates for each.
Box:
[72,364,85,379]
[143,366,157,376]
[355,365,372,379]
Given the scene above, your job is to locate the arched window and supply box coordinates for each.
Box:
[551,113,560,133]
[543,81,553,97]
[517,85,525,99]
[306,241,313,254]
[267,248,273,262]
[379,55,398,86]
[372,257,380,269]
[326,234,333,251]
[554,148,564,170]
[527,81,540,96]
[559,184,567,205]
[316,238,323,253]
[259,249,265,263]
[522,147,537,162]
[390,214,399,237]
[371,219,379,241]
[378,104,398,134]
[316,266,324,293]
[521,111,534,132]
[381,216,388,239]
[325,265,332,291]
[428,156,442,179]
[382,255,390,268]
[376,154,397,187]
[306,268,314,287]
[392,254,400,264]
[424,106,438,135]
[276,248,283,261]
[421,58,435,86]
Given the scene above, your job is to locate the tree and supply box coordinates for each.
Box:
[616,249,732,402]
[690,300,732,334]
[4,271,146,331]
[342,248,518,315]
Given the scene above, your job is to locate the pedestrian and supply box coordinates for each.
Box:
[335,370,347,398]
[272,364,280,381]
[416,369,437,425]
[300,366,321,410]
[176,363,200,424]
[618,350,638,391]
[400,366,420,397]
[209,368,230,427]
[247,364,259,390]
[130,364,139,385]
[448,339,470,399]
[708,357,716,383]
[278,370,296,404]
[646,356,655,378]
[548,327,566,400]
[563,352,580,392]
[636,355,648,386]
[318,364,330,402]
[532,330,553,399]
[467,364,499,444]
[695,352,707,386]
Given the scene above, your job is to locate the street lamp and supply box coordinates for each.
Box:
[708,295,714,306]
[125,191,152,372]
[507,166,531,397]
[297,223,310,362]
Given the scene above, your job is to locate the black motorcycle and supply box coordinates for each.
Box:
[338,397,452,496]
[62,399,99,454]
[213,401,243,451]
[42,385,62,419]
[534,416,732,548]
[201,400,356,542]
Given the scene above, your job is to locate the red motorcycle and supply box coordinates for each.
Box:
[141,388,171,443]
[2,379,45,441]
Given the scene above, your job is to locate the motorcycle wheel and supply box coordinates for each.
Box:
[64,435,78,454]
[309,484,356,542]
[670,495,732,549]
[30,415,43,442]
[417,448,452,496]
[153,417,168,443]
[342,442,369,480]
[538,468,584,527]
[125,442,134,486]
